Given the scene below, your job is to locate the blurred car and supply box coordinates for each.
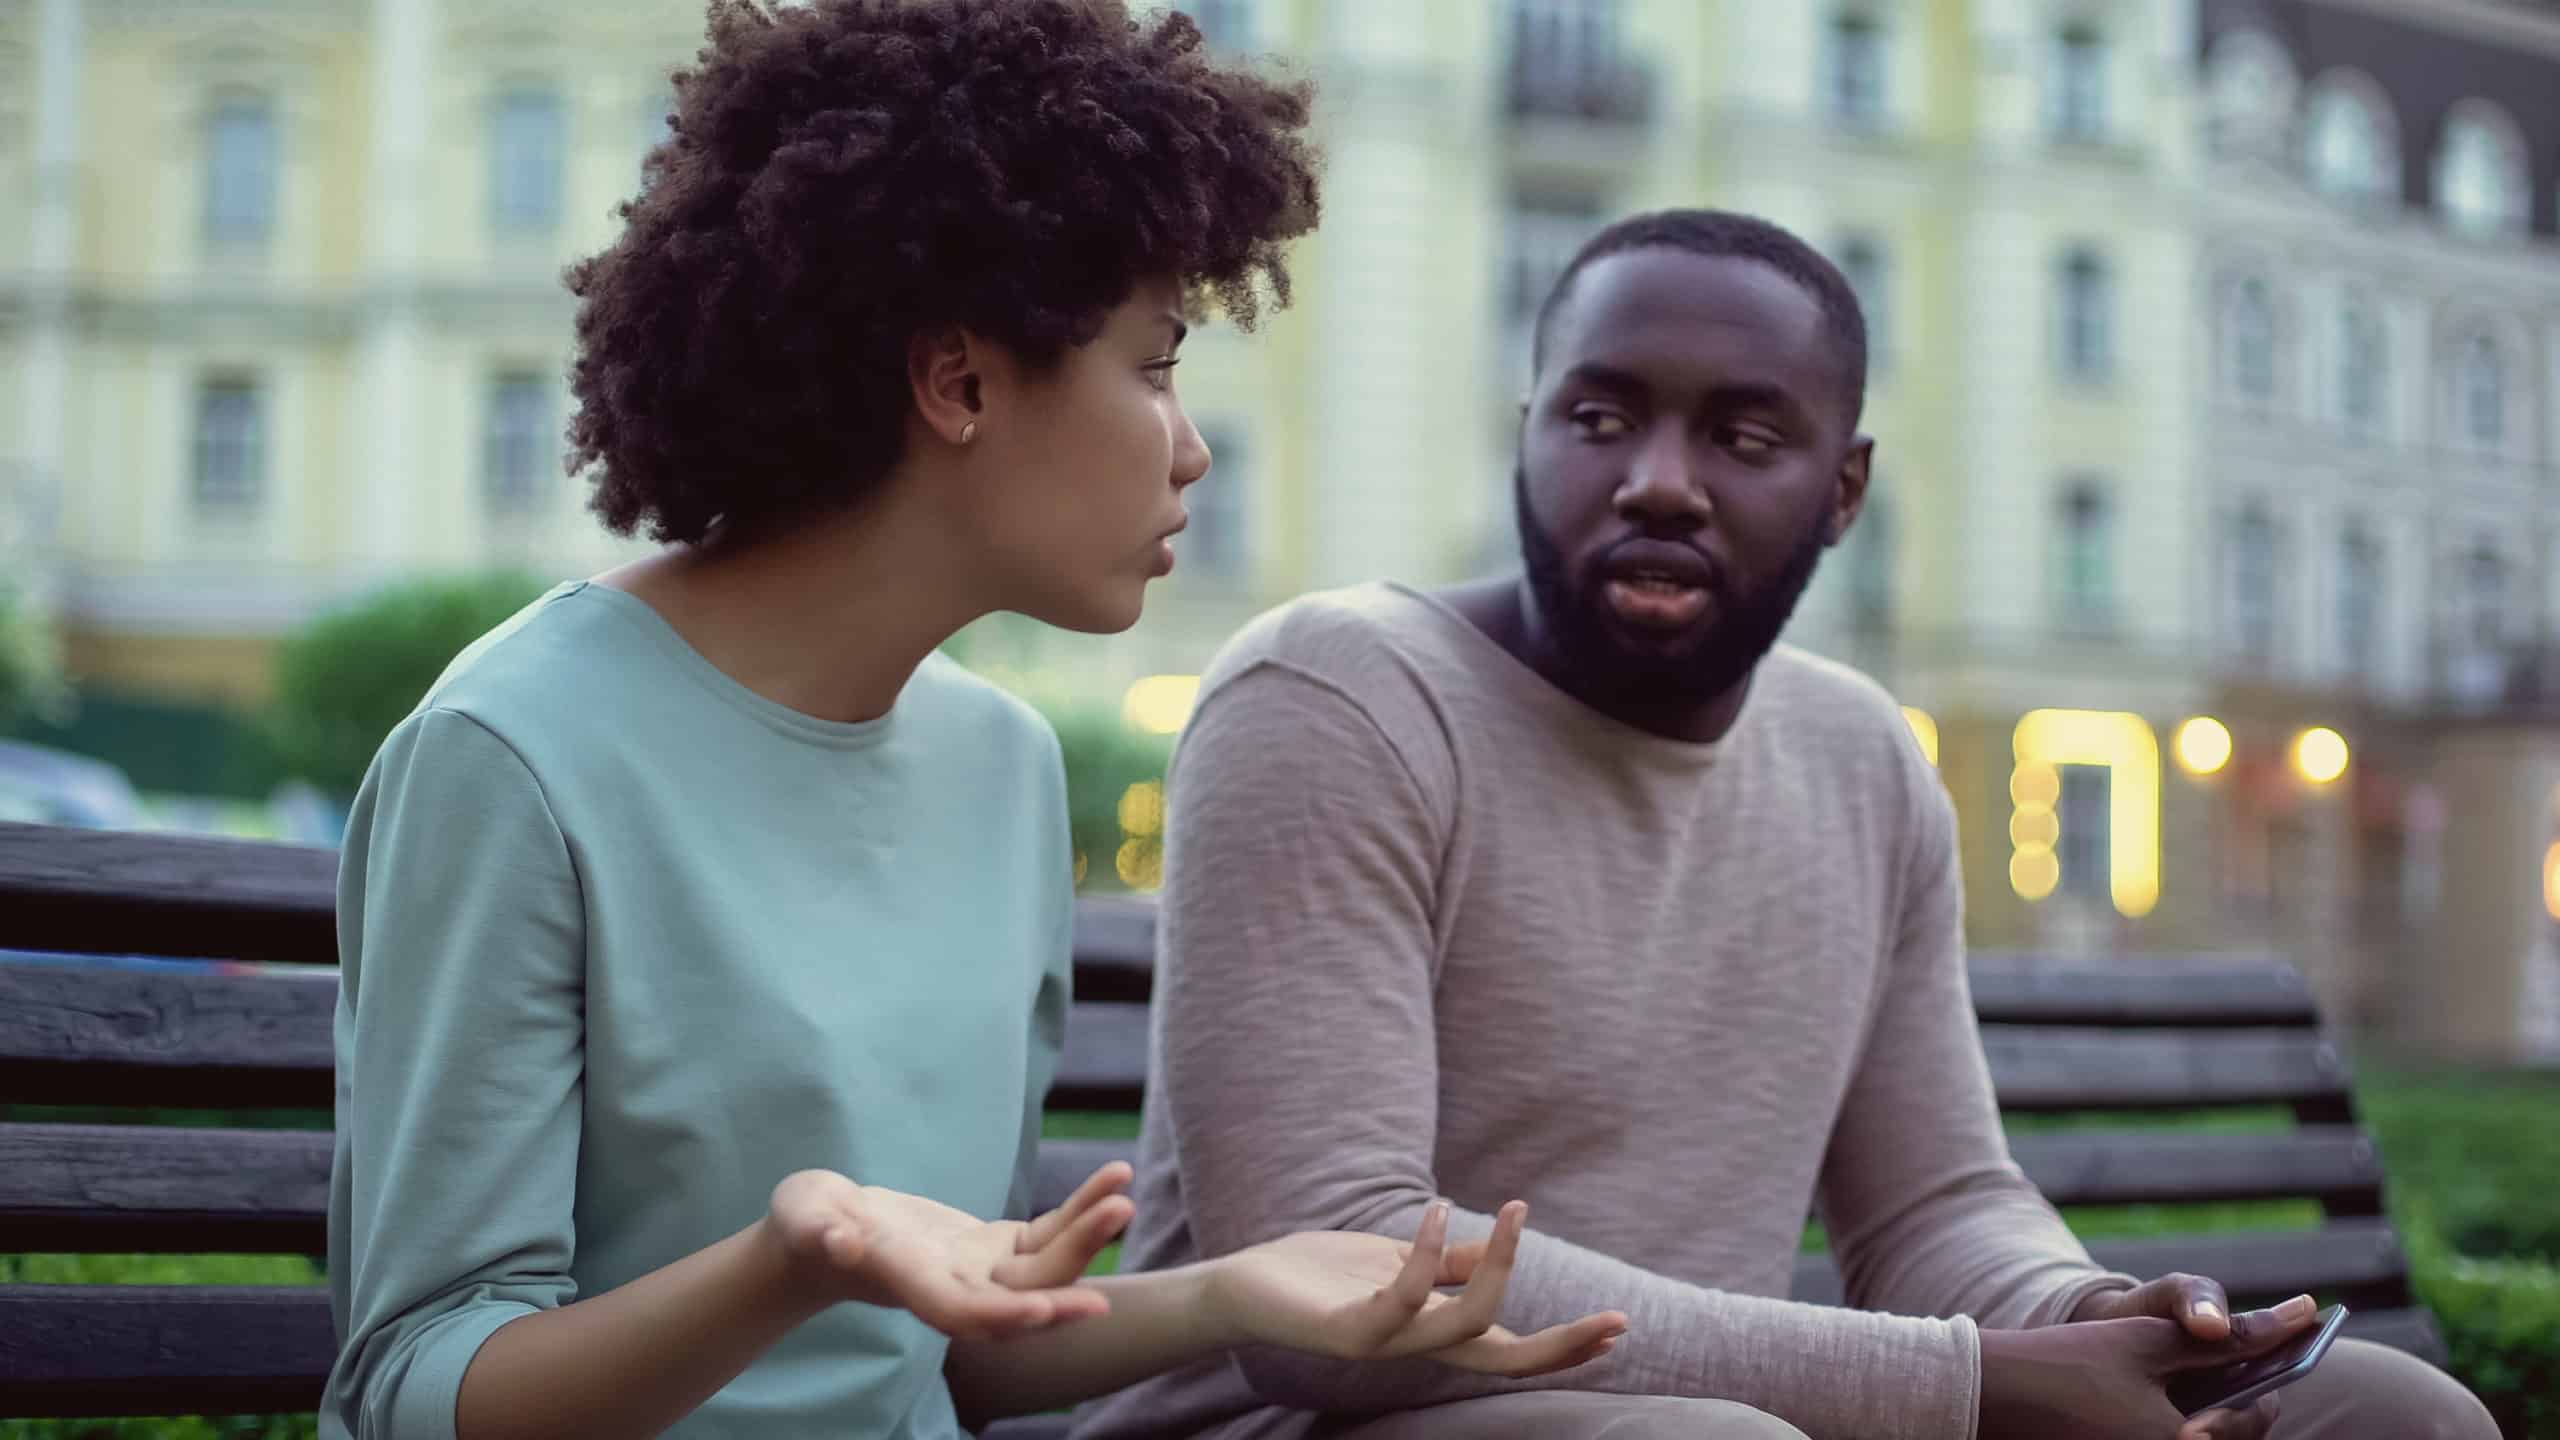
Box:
[0,738,146,830]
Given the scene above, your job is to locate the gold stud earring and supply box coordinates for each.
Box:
[959,421,979,445]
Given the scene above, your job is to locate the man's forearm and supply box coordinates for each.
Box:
[944,1264,1243,1430]
[456,1218,833,1440]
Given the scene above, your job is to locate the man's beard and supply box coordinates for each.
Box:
[1515,464,1831,712]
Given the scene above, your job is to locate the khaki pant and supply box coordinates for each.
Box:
[1305,1338,2499,1440]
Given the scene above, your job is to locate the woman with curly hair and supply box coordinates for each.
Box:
[322,2,1625,1436]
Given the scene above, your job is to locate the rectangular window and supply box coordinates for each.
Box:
[1507,0,1637,121]
[492,89,565,235]
[2051,26,2108,142]
[2059,249,2114,382]
[1177,0,1253,51]
[204,95,278,249]
[1187,420,1252,584]
[2229,510,2280,662]
[2338,527,2382,681]
[485,372,552,515]
[1836,234,1889,368]
[2055,482,2115,627]
[193,377,265,515]
[1829,12,1887,128]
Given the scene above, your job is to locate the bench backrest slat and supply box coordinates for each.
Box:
[0,824,338,965]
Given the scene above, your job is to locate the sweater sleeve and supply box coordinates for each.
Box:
[1154,662,1986,1440]
[324,707,588,1440]
[1814,763,2140,1334]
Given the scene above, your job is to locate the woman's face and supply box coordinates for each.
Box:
[965,277,1212,634]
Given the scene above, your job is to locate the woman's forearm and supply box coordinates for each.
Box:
[944,1264,1243,1429]
[456,1218,833,1440]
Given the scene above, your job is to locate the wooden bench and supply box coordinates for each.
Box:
[0,820,2445,1433]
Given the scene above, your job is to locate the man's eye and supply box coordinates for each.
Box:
[1571,408,1632,438]
[1721,426,1781,456]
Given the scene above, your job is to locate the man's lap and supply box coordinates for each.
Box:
[1277,1338,2492,1440]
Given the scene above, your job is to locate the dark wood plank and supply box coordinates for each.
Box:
[0,824,338,966]
[2007,1128,2385,1209]
[1794,1220,2411,1309]
[0,961,337,1109]
[0,1123,329,1254]
[1968,954,2321,1027]
[1053,1003,1149,1111]
[1032,1138,1141,1217]
[0,1284,329,1416]
[1071,896,1157,1004]
[1981,1026,2351,1112]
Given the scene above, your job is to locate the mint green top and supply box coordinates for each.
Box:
[323,581,1073,1440]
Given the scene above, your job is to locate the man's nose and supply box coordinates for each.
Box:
[1614,429,1710,528]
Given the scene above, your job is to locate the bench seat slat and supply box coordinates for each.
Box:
[0,1123,330,1254]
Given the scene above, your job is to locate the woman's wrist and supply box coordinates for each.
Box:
[747,1213,845,1323]
[1098,1260,1250,1350]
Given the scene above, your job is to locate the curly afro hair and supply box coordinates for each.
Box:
[565,0,1321,545]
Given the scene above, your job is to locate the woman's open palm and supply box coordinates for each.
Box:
[1210,1200,1627,1376]
[767,1162,1135,1341]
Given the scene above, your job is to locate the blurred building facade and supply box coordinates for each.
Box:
[4,0,2560,1059]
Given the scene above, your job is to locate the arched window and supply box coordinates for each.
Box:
[2304,77,2396,206]
[490,85,565,236]
[2436,102,2528,237]
[2204,29,2295,160]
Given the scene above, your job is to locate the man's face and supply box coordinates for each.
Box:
[1516,248,1869,711]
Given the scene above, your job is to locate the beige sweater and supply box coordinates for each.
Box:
[1070,584,2134,1440]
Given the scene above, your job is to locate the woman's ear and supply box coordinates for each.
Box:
[908,328,983,446]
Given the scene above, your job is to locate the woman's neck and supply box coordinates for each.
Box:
[595,498,987,726]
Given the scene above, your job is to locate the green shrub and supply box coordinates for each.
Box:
[0,583,70,728]
[265,571,554,799]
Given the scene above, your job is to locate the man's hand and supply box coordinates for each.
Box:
[2073,1274,2318,1347]
[1981,1295,2322,1440]
[1205,1199,1629,1377]
[764,1162,1135,1340]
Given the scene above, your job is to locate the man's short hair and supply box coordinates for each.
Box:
[1530,209,1869,427]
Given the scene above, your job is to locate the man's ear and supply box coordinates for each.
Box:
[907,328,983,446]
[1827,437,1875,546]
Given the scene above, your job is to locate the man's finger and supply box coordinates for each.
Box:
[2171,1274,2234,1342]
[1021,1162,1135,1251]
[993,1195,1133,1290]
[2179,1391,2279,1440]
[2223,1294,2319,1353]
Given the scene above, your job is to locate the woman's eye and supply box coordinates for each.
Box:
[1144,360,1180,391]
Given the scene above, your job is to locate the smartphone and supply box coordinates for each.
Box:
[2166,1303,2351,1418]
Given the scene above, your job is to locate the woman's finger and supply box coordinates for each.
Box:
[993,1194,1134,1291]
[1378,1200,1529,1355]
[1336,1201,1450,1350]
[1021,1162,1135,1252]
[1434,1311,1630,1377]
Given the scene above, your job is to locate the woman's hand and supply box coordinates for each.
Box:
[764,1162,1135,1340]
[1205,1199,1629,1376]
